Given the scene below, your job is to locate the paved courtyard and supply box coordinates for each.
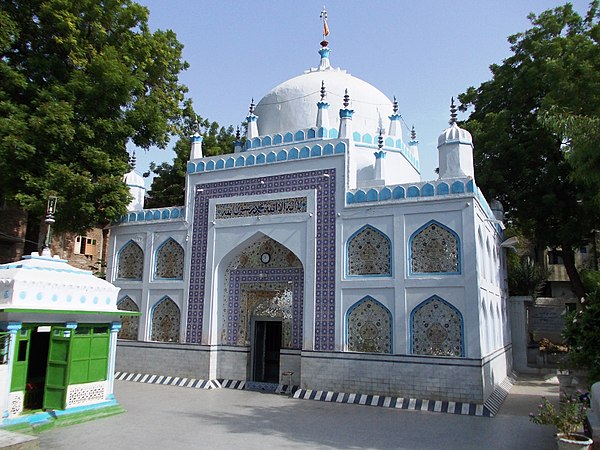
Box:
[38,374,559,449]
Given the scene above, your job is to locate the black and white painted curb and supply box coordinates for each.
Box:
[115,372,218,389]
[483,373,517,416]
[292,389,491,416]
[115,372,515,417]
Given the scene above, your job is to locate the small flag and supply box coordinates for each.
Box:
[320,7,329,37]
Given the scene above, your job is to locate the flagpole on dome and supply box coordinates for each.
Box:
[318,7,331,70]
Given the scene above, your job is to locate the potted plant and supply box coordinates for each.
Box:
[530,394,593,449]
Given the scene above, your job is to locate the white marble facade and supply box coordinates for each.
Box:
[107,37,510,404]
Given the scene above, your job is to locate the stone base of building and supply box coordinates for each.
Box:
[116,341,513,405]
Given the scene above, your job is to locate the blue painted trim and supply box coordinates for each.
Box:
[407,186,420,197]
[125,183,145,190]
[339,109,354,119]
[345,296,393,353]
[422,183,434,197]
[437,182,450,195]
[0,321,22,332]
[1,399,119,427]
[408,220,461,276]
[409,295,465,357]
[116,207,185,224]
[379,187,391,201]
[319,48,331,59]
[22,254,67,263]
[346,224,392,278]
[0,264,88,275]
[153,238,184,281]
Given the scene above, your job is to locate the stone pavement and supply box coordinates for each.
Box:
[31,373,560,449]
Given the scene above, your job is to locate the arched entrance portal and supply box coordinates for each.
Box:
[222,235,304,383]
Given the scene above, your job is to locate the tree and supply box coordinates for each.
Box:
[144,112,238,208]
[563,270,600,382]
[0,0,189,234]
[459,2,600,300]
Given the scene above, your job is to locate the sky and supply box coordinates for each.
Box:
[132,0,591,188]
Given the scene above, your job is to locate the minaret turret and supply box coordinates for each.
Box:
[246,98,259,140]
[437,98,474,180]
[338,89,354,139]
[190,119,203,160]
[316,80,330,129]
[408,125,419,157]
[233,127,243,153]
[373,128,387,184]
[123,151,146,211]
[388,96,402,138]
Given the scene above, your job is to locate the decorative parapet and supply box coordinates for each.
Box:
[115,207,186,225]
[187,141,347,174]
[352,131,418,170]
[346,178,500,229]
[237,126,418,171]
[346,178,475,204]
[245,127,339,150]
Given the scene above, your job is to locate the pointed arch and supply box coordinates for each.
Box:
[409,220,460,274]
[222,233,304,349]
[346,296,392,353]
[347,225,392,276]
[154,238,184,280]
[410,295,464,356]
[117,296,139,340]
[117,240,143,279]
[150,296,180,342]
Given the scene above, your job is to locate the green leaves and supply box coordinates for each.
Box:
[460,2,599,299]
[0,0,189,232]
[144,112,237,209]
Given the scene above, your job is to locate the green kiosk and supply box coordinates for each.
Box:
[0,249,134,427]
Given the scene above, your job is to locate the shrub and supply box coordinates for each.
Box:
[529,395,588,434]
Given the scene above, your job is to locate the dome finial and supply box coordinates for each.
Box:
[235,126,241,140]
[249,98,256,115]
[320,6,329,47]
[343,89,350,108]
[449,97,458,125]
[129,149,136,171]
[320,80,327,101]
[393,96,398,114]
[411,125,417,141]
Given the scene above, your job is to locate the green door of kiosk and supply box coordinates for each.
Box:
[43,327,73,410]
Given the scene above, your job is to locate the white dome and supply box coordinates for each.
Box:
[254,68,392,137]
[437,122,473,147]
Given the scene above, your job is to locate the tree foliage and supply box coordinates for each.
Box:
[459,2,600,299]
[563,270,600,383]
[0,0,189,233]
[144,112,238,209]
